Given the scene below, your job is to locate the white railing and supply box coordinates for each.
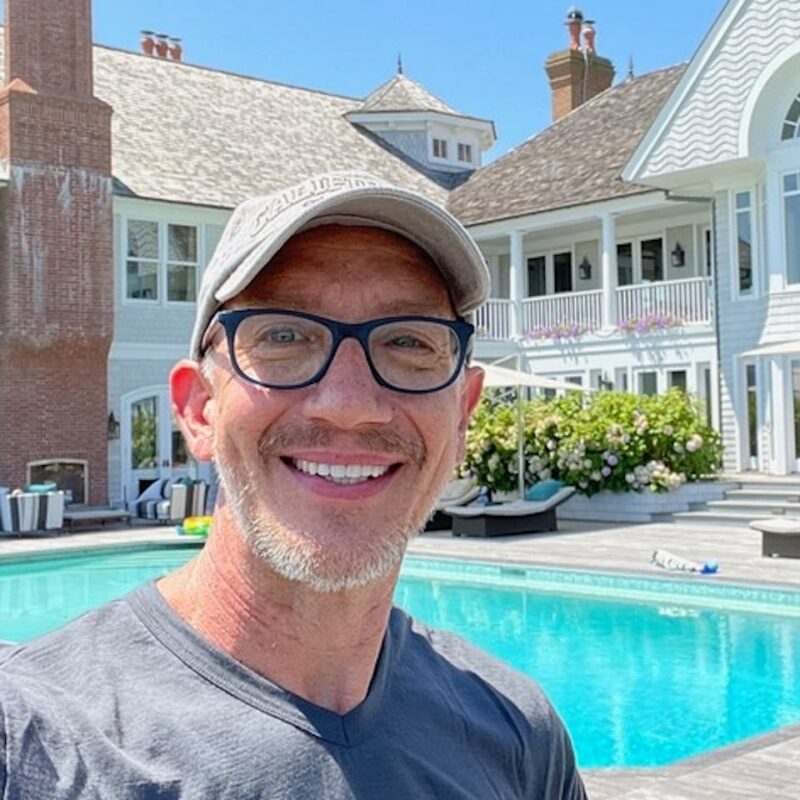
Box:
[616,277,712,327]
[521,290,603,336]
[474,298,515,340]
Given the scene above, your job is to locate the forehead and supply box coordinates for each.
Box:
[234,224,455,317]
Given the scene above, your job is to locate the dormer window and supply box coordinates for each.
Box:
[782,91,800,140]
[432,138,448,159]
[457,142,473,163]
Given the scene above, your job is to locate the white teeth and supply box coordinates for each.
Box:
[291,459,389,484]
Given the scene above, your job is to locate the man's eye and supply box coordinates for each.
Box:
[268,328,303,343]
[390,335,425,349]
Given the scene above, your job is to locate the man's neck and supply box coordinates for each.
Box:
[157,519,398,715]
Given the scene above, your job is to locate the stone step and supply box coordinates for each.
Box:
[671,510,760,528]
[726,488,800,502]
[736,481,800,493]
[702,499,800,515]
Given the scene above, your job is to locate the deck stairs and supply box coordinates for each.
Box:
[672,477,800,528]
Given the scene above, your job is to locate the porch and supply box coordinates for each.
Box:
[475,276,713,341]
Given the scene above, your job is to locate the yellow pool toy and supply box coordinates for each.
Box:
[178,515,213,537]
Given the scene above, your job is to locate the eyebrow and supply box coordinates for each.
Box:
[235,299,455,318]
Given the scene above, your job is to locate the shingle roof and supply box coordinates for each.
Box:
[447,65,686,226]
[0,35,453,208]
[357,73,459,115]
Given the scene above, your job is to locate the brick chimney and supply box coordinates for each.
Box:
[0,0,114,504]
[545,8,615,122]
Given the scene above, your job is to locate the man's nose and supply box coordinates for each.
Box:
[301,338,393,427]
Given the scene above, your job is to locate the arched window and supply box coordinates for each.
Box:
[782,91,800,140]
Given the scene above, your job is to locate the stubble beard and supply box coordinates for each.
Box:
[213,423,439,593]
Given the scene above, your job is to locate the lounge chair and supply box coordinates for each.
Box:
[445,487,576,537]
[0,488,65,536]
[130,479,208,524]
[425,477,481,531]
[750,517,800,558]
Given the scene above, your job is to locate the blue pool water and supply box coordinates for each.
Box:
[1,545,800,768]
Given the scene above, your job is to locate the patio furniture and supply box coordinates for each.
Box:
[750,517,800,558]
[425,477,481,531]
[62,507,132,531]
[130,479,208,524]
[0,489,65,536]
[445,487,576,538]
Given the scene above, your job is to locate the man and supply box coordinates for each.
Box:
[0,172,586,798]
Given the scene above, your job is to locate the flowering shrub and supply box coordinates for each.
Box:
[463,389,722,496]
[617,312,682,334]
[524,322,588,342]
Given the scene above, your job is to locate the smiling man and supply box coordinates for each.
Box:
[0,172,586,799]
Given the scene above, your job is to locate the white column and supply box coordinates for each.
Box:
[509,230,525,338]
[769,357,789,475]
[600,213,618,329]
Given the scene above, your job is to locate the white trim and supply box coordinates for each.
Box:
[109,342,188,361]
[742,340,800,358]
[739,39,800,157]
[622,0,748,181]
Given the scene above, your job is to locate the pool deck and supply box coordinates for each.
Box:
[2,518,800,799]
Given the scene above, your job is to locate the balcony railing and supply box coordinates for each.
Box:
[475,277,713,342]
[521,290,603,335]
[616,277,712,326]
[474,298,514,340]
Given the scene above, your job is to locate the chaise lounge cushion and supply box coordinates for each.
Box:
[524,479,564,502]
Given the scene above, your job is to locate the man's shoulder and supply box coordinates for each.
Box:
[392,608,556,723]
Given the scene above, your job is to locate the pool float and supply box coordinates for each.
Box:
[177,515,213,537]
[652,548,718,574]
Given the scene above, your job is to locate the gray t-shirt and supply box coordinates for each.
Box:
[0,581,586,799]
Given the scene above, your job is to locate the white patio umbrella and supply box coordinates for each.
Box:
[472,360,588,498]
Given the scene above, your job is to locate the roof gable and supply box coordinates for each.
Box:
[624,0,800,182]
[447,66,684,226]
[358,73,458,115]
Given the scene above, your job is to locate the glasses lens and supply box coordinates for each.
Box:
[232,313,332,386]
[367,319,461,391]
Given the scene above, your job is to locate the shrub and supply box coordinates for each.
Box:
[463,389,722,496]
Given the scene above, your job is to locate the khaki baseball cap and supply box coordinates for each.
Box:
[190,171,490,360]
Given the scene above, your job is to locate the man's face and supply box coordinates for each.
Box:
[199,225,483,592]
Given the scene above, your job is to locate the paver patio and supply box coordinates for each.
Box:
[1,519,799,798]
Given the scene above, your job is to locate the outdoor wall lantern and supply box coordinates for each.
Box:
[670,242,686,267]
[579,256,592,280]
[107,411,120,440]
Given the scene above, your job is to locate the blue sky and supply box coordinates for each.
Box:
[86,1,724,161]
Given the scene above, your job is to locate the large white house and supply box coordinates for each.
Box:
[0,0,796,506]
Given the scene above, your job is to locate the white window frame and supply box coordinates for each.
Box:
[730,187,759,301]
[431,136,449,162]
[782,169,800,287]
[456,141,473,164]
[122,216,204,308]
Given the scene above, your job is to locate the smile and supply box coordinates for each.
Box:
[290,459,390,484]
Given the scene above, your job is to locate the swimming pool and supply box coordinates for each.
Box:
[1,545,799,768]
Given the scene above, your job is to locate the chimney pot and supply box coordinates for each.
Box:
[154,33,169,58]
[582,21,596,55]
[566,7,584,50]
[140,30,155,56]
[168,37,183,62]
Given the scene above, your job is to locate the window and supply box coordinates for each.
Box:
[784,172,800,285]
[432,138,448,159]
[125,219,199,303]
[735,190,754,294]
[640,238,663,282]
[617,242,633,286]
[565,375,583,386]
[638,371,657,396]
[126,220,159,300]
[746,363,758,463]
[527,256,546,297]
[667,370,687,392]
[781,91,800,141]
[614,367,629,392]
[457,142,473,163]
[553,252,573,293]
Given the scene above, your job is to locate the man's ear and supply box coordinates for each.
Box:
[170,359,215,462]
[455,365,484,462]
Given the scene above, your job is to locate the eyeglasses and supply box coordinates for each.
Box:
[211,308,474,394]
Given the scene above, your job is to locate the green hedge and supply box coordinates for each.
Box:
[462,390,722,496]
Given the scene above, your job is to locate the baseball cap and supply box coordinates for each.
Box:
[190,171,490,360]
